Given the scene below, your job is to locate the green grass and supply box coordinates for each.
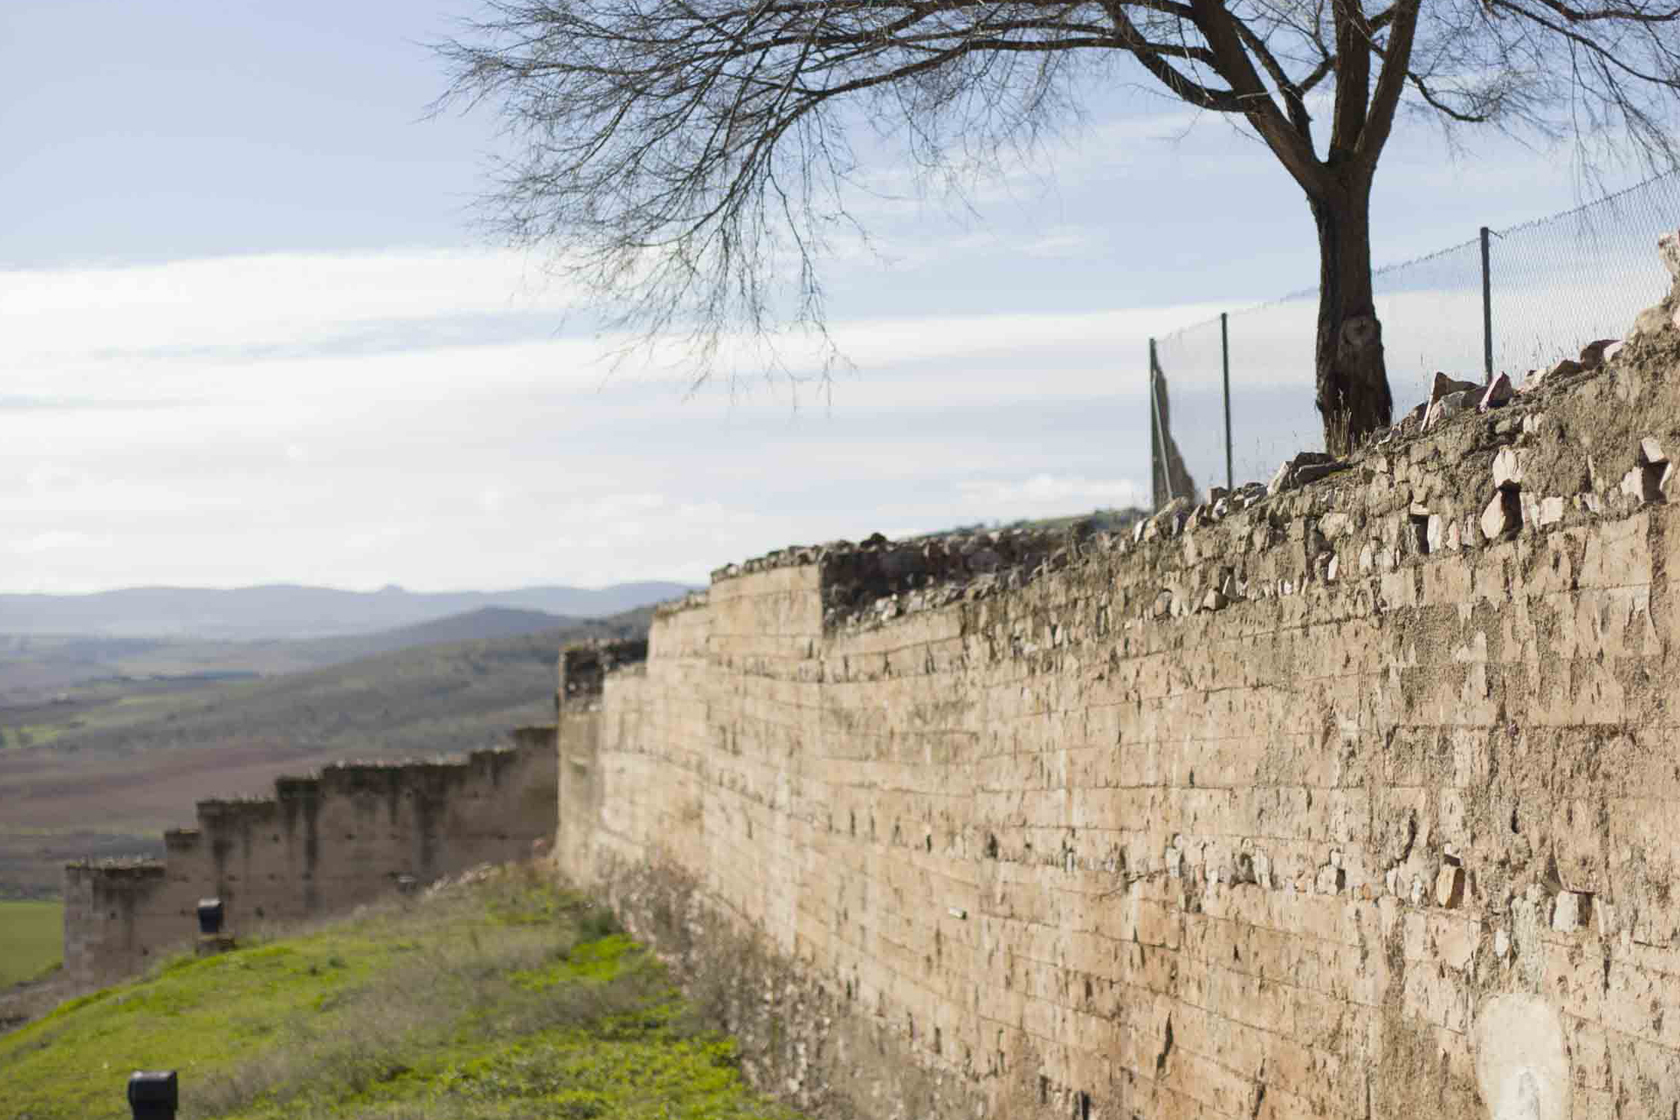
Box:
[0,899,62,986]
[0,869,802,1120]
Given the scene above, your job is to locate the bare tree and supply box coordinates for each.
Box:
[433,0,1680,451]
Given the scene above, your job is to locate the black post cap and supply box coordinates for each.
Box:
[196,898,223,935]
[128,1070,177,1118]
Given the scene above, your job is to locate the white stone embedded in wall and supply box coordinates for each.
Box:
[1473,994,1568,1120]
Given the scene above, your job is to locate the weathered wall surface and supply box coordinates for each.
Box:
[64,727,556,988]
[558,330,1680,1119]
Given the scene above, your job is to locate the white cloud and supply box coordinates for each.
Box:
[7,210,1644,595]
[14,530,113,555]
[0,232,1307,592]
[4,241,1235,419]
[1,247,574,371]
[959,473,1148,517]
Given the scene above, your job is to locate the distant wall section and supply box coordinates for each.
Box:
[64,727,556,988]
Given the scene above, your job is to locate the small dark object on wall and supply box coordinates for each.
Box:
[128,1070,177,1120]
[196,898,223,935]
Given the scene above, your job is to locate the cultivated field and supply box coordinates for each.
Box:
[0,899,62,987]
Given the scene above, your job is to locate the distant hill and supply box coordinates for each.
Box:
[28,611,650,759]
[267,606,582,667]
[0,605,622,703]
[0,608,652,898]
[0,581,693,640]
[341,605,575,647]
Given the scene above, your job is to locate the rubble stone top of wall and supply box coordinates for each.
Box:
[560,638,650,704]
[188,740,551,820]
[65,857,166,876]
[680,239,1680,633]
[695,523,1131,629]
[652,588,710,618]
[318,740,542,773]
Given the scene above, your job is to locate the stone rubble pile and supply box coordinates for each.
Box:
[685,230,1680,632]
[1345,227,1680,450]
[1253,228,1680,506]
[1375,338,1621,445]
[686,517,1150,629]
[561,638,650,702]
[1265,451,1343,495]
[816,527,1109,627]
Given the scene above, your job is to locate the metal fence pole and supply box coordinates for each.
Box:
[1148,338,1175,508]
[1148,338,1161,508]
[1480,226,1493,381]
[1220,312,1232,495]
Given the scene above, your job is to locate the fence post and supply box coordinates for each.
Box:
[1480,226,1493,381]
[1147,338,1182,508]
[1148,338,1162,508]
[1220,312,1232,495]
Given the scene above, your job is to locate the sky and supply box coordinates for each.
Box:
[2,0,1667,594]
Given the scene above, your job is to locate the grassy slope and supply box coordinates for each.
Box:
[0,900,62,986]
[1,870,799,1120]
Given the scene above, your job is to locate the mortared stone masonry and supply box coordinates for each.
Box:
[554,297,1680,1119]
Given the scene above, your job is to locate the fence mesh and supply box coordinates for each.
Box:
[1220,290,1319,492]
[1149,315,1229,500]
[1150,169,1680,508]
[1372,236,1485,410]
[1490,172,1680,374]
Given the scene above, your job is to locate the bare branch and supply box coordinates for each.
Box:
[430,0,1680,403]
[1356,0,1423,159]
[1184,0,1326,189]
[1231,16,1316,137]
[1528,0,1680,23]
[1096,0,1249,110]
[1408,72,1495,120]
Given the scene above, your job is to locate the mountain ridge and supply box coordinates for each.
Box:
[0,581,693,640]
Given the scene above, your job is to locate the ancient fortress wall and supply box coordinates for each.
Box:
[557,324,1680,1119]
[64,727,556,988]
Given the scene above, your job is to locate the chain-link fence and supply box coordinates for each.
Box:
[1149,170,1680,508]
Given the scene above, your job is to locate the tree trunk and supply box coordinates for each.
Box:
[1311,175,1392,456]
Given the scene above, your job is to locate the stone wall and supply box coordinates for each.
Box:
[556,326,1680,1119]
[64,727,556,988]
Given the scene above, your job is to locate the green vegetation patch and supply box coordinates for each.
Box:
[0,870,800,1120]
[0,899,63,986]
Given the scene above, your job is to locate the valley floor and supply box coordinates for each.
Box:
[0,899,62,987]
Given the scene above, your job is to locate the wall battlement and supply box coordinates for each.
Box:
[556,308,1680,1118]
[64,731,557,988]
